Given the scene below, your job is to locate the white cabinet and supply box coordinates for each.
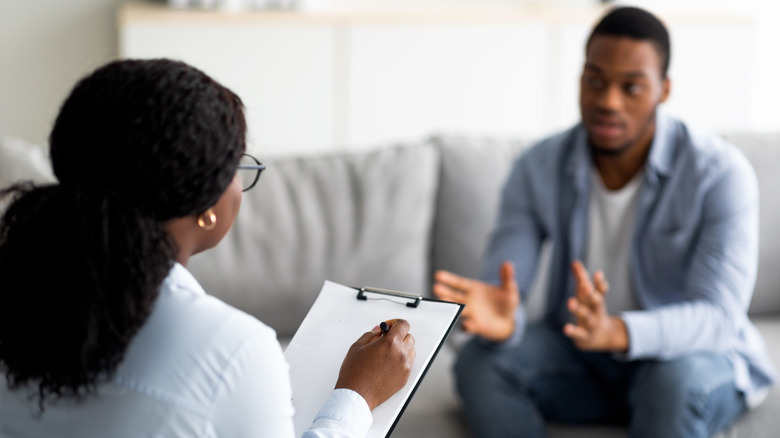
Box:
[344,22,553,145]
[119,2,756,156]
[121,16,337,154]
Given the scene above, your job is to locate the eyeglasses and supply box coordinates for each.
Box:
[237,153,266,192]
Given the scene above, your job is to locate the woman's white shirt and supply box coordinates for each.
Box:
[0,263,372,438]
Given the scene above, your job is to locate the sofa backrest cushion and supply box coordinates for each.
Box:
[188,143,440,338]
[723,133,780,315]
[429,135,553,320]
[0,135,55,192]
[429,135,529,281]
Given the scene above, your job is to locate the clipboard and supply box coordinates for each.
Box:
[284,281,464,437]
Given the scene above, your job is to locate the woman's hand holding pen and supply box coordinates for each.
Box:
[335,318,416,411]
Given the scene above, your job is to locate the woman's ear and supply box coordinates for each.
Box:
[196,208,217,230]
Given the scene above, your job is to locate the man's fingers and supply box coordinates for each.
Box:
[458,305,475,321]
[563,323,589,342]
[571,260,595,299]
[576,284,605,310]
[432,283,467,304]
[434,269,475,292]
[568,297,597,329]
[461,317,479,334]
[499,261,518,292]
[594,271,609,295]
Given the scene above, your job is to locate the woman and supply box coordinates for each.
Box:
[0,59,415,437]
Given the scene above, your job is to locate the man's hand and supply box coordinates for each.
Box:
[563,260,628,353]
[433,261,520,342]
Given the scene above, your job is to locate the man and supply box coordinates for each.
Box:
[433,7,777,438]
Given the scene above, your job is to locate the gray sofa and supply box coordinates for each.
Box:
[2,131,780,437]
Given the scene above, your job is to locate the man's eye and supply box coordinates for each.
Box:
[585,77,604,89]
[626,84,643,95]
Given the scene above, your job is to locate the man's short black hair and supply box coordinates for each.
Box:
[586,6,671,77]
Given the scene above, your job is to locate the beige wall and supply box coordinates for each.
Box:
[0,0,122,145]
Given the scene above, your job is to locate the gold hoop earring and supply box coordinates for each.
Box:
[197,209,217,230]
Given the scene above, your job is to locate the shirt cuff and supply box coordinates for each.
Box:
[620,310,659,360]
[310,388,373,436]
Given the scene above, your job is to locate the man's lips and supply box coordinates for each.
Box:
[588,116,625,140]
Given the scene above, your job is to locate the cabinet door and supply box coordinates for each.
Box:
[121,21,336,156]
[346,23,552,145]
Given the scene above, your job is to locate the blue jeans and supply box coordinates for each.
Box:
[454,324,747,438]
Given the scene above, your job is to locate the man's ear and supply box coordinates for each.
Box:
[660,76,671,104]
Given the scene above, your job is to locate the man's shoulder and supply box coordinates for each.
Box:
[658,115,758,204]
[666,115,751,175]
[675,117,732,151]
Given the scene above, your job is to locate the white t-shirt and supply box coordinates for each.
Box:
[0,263,372,438]
[585,169,644,314]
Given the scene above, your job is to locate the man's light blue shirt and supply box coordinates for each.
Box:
[481,111,777,407]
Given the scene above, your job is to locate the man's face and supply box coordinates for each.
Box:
[579,35,670,155]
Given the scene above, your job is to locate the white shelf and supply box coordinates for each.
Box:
[120,2,602,24]
[119,1,751,24]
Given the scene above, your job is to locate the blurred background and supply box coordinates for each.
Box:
[1,0,779,156]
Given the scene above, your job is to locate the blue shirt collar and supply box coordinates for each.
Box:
[645,109,677,182]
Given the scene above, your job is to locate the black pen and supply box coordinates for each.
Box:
[380,321,390,334]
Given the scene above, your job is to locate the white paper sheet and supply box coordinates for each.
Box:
[284,281,463,437]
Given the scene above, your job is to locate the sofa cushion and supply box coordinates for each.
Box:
[429,135,556,323]
[723,133,780,315]
[189,143,440,338]
[429,134,530,280]
[0,136,56,208]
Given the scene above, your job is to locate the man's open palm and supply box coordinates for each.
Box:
[433,262,520,342]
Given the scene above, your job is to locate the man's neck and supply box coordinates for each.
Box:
[592,140,652,190]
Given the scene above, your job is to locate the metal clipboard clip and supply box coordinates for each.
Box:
[356,287,422,308]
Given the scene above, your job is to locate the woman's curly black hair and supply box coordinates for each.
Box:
[0,59,246,409]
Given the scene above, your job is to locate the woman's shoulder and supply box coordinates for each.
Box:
[152,263,274,341]
[112,264,281,407]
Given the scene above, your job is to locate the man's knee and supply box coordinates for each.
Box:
[632,354,729,405]
[630,354,744,438]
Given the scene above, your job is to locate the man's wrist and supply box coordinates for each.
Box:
[609,316,629,353]
[485,317,515,342]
